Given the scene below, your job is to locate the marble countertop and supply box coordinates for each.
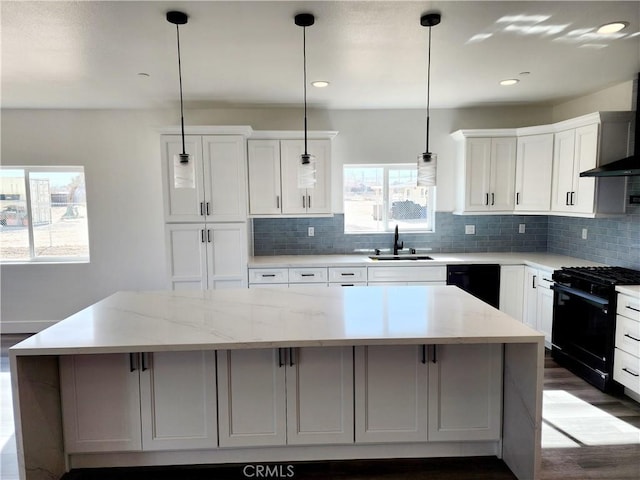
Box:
[248,252,604,271]
[617,285,640,297]
[10,285,543,356]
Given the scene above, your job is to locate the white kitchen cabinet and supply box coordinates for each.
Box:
[247,137,332,216]
[59,351,217,453]
[499,265,525,321]
[515,134,553,212]
[288,267,328,284]
[165,223,248,290]
[367,265,447,284]
[161,134,247,223]
[614,293,640,399]
[452,134,516,213]
[523,267,554,347]
[354,345,428,443]
[550,112,631,216]
[427,344,502,441]
[217,347,354,447]
[329,266,368,286]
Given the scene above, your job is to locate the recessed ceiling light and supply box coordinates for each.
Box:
[312,81,330,88]
[500,79,519,86]
[597,22,628,34]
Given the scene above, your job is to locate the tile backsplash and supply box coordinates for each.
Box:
[253,213,548,256]
[253,177,639,270]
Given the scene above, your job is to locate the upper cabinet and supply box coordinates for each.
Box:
[452,112,632,218]
[248,133,336,217]
[515,133,554,212]
[452,132,516,214]
[550,113,631,216]
[161,134,248,223]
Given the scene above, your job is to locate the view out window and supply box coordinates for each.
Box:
[0,167,89,262]
[343,164,435,233]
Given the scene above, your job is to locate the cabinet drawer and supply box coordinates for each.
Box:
[614,348,640,394]
[537,271,554,290]
[328,267,367,283]
[616,314,640,358]
[617,294,640,321]
[249,268,289,284]
[289,267,328,283]
[367,266,447,283]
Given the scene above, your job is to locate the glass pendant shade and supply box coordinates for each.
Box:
[298,154,317,188]
[417,152,437,186]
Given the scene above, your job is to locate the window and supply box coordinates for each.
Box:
[0,167,89,262]
[343,164,435,233]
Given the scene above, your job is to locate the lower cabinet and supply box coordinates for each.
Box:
[216,347,354,447]
[165,223,248,290]
[499,265,525,321]
[59,351,217,453]
[523,267,554,346]
[354,344,502,443]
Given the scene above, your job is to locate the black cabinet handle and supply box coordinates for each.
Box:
[200,202,205,216]
[308,195,311,209]
[340,284,355,287]
[421,345,426,364]
[565,192,570,206]
[301,273,315,277]
[278,348,284,368]
[625,305,640,313]
[129,353,137,372]
[206,202,211,216]
[141,353,149,371]
[432,345,437,364]
[532,275,537,289]
[302,196,306,208]
[491,193,495,206]
[276,196,280,209]
[289,348,295,367]
[624,333,640,342]
[622,367,639,377]
[207,229,212,243]
[262,274,276,277]
[516,192,520,205]
[341,273,355,276]
[201,229,206,243]
[485,193,489,206]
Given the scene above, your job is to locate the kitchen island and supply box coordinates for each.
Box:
[10,285,544,480]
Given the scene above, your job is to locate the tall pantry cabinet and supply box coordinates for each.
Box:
[161,127,252,290]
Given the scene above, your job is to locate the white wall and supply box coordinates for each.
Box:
[552,80,634,122]
[0,104,550,332]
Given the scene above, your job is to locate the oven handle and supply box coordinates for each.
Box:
[551,284,609,307]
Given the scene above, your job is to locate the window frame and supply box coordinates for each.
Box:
[343,163,435,234]
[0,165,90,264]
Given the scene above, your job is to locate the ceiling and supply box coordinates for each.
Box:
[2,1,639,110]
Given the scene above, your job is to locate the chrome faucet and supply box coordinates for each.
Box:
[393,225,403,256]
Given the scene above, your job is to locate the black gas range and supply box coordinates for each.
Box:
[551,266,640,392]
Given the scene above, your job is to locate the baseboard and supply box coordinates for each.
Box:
[1,320,57,334]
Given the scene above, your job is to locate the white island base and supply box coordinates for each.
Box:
[10,286,544,480]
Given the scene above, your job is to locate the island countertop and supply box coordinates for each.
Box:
[10,285,543,356]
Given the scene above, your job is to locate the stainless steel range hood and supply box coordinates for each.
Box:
[581,72,639,178]
[580,155,640,177]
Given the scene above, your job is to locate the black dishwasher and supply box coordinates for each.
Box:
[446,264,500,308]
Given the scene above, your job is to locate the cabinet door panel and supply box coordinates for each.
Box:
[203,135,247,221]
[428,344,502,441]
[572,124,598,213]
[162,135,205,222]
[140,351,217,450]
[354,345,427,443]
[537,286,554,347]
[248,140,281,215]
[208,223,248,288]
[515,134,553,211]
[523,267,538,329]
[499,265,525,322]
[165,224,208,290]
[286,347,354,445]
[305,140,332,214]
[60,354,142,453]
[217,349,287,447]
[280,141,307,214]
[464,138,492,211]
[551,130,576,212]
[490,138,516,211]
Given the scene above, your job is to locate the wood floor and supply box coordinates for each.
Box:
[2,335,639,480]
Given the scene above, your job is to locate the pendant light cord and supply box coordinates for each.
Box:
[175,24,186,156]
[425,25,432,154]
[303,25,308,155]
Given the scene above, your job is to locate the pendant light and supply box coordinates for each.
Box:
[167,11,191,164]
[295,13,317,189]
[417,12,441,187]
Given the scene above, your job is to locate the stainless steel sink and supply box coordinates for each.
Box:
[368,255,434,261]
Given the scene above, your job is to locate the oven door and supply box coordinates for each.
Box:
[551,283,613,375]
